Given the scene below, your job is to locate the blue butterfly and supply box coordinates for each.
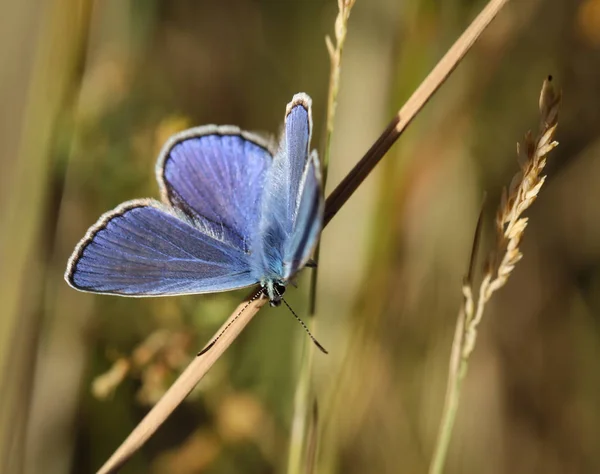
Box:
[65,93,323,316]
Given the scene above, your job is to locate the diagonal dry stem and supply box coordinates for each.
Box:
[97,0,510,471]
[324,0,510,226]
[97,295,268,474]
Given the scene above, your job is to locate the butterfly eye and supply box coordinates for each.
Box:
[274,282,286,297]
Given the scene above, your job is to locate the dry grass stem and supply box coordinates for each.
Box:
[429,76,561,474]
[323,0,356,174]
[324,0,510,226]
[97,295,268,474]
[98,0,510,471]
[299,1,355,471]
[309,0,355,313]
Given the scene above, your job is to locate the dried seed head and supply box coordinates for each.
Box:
[488,78,561,286]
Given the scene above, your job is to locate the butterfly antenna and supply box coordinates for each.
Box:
[198,288,263,356]
[279,295,328,355]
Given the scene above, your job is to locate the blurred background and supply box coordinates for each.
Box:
[1,0,600,473]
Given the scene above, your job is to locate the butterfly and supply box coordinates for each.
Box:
[65,93,323,318]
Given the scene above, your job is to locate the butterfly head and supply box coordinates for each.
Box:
[262,280,286,307]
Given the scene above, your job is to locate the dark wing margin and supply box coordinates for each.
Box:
[155,126,274,252]
[65,199,257,296]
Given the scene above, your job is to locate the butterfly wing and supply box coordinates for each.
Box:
[156,126,273,252]
[283,149,323,279]
[281,94,313,220]
[251,94,323,281]
[65,200,257,296]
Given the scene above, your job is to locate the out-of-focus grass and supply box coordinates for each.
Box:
[2,1,600,474]
[0,2,94,473]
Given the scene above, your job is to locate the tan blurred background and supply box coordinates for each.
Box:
[1,0,600,473]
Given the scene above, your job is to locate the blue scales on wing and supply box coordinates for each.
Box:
[157,127,272,252]
[66,128,275,296]
[66,201,258,296]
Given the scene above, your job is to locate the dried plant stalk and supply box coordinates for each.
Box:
[324,0,511,226]
[97,295,268,474]
[429,76,561,474]
[308,0,356,313]
[291,2,356,474]
[323,0,356,177]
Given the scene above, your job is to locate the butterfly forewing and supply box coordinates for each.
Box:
[250,94,323,282]
[156,126,272,252]
[67,127,278,297]
[284,94,313,220]
[65,201,258,296]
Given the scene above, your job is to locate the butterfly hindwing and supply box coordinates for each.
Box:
[156,126,273,252]
[65,200,256,296]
